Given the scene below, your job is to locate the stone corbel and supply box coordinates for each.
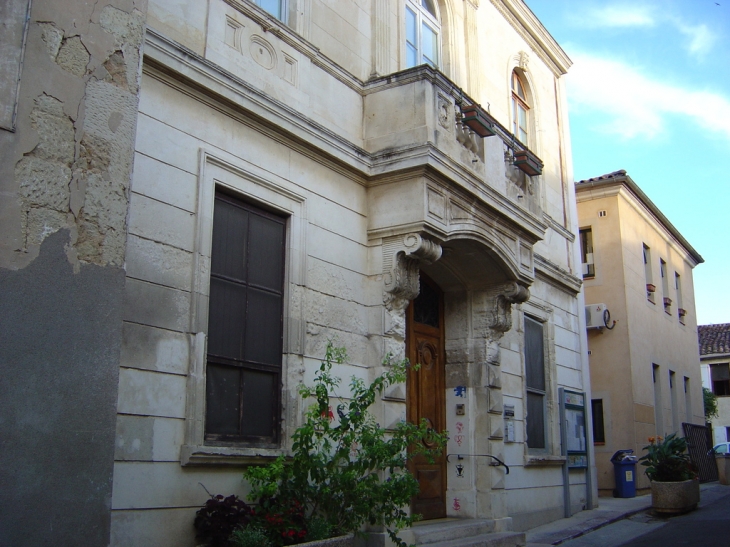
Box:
[486,281,530,334]
[382,233,442,311]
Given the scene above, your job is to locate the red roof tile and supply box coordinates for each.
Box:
[699,323,730,355]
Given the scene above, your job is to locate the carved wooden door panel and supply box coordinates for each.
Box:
[406,274,446,520]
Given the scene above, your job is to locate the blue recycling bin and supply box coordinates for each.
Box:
[611,450,637,498]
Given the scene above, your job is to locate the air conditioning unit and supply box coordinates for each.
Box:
[585,303,609,329]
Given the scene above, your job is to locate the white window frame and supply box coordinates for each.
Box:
[405,0,441,69]
[252,0,287,21]
[511,70,530,145]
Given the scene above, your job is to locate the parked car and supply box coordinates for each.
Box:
[709,442,730,455]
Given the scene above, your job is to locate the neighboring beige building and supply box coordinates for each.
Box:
[575,171,704,496]
[699,324,730,445]
[2,0,595,545]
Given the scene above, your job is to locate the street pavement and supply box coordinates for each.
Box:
[525,483,730,547]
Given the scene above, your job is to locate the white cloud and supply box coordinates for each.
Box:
[567,3,719,60]
[566,52,730,141]
[568,5,656,28]
[673,20,717,58]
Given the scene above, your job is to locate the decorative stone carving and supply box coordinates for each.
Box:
[515,50,529,70]
[438,94,452,130]
[250,35,276,69]
[486,281,530,334]
[382,233,442,311]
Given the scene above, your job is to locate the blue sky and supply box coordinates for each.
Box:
[525,0,730,326]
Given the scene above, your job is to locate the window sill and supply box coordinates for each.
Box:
[180,444,286,466]
[524,454,566,467]
[594,442,606,446]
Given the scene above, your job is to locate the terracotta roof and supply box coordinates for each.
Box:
[575,170,627,183]
[698,323,730,356]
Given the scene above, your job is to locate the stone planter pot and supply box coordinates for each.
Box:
[716,455,730,485]
[650,479,700,514]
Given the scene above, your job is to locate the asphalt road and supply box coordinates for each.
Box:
[562,486,730,547]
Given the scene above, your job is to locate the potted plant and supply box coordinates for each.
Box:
[638,434,699,514]
[646,283,656,293]
[195,342,447,547]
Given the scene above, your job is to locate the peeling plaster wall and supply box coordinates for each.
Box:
[0,0,147,545]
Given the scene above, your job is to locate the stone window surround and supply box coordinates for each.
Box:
[519,301,562,465]
[181,148,307,466]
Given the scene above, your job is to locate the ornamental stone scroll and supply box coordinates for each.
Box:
[381,233,442,363]
[382,233,442,312]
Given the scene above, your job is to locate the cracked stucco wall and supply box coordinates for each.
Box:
[1,0,146,268]
[0,1,147,545]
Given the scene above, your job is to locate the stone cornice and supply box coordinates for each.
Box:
[488,0,572,76]
[221,0,366,92]
[143,29,372,184]
[534,253,582,294]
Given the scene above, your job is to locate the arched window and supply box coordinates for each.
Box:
[405,0,440,68]
[511,70,529,144]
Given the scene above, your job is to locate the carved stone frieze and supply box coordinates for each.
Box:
[382,233,442,311]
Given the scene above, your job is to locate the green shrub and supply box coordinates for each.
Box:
[230,526,272,547]
[244,342,447,547]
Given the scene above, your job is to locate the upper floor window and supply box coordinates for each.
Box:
[643,244,655,302]
[511,71,529,144]
[405,0,440,68]
[579,228,595,278]
[253,0,284,21]
[711,363,730,397]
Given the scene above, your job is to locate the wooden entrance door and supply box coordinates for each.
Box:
[407,274,446,520]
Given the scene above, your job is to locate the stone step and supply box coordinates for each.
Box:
[418,532,526,547]
[407,519,524,547]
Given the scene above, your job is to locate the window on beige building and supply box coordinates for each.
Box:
[675,272,685,323]
[511,71,529,144]
[669,370,678,434]
[653,364,664,435]
[405,0,440,69]
[205,192,286,446]
[591,399,605,444]
[579,228,595,278]
[660,259,671,313]
[684,377,692,423]
[711,363,730,397]
[643,244,655,303]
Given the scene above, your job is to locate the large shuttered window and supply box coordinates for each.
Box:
[525,316,546,450]
[205,192,286,446]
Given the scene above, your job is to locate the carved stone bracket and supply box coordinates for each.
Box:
[382,233,442,311]
[486,281,530,334]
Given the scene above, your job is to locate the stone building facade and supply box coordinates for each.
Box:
[1,1,593,545]
[576,171,704,496]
